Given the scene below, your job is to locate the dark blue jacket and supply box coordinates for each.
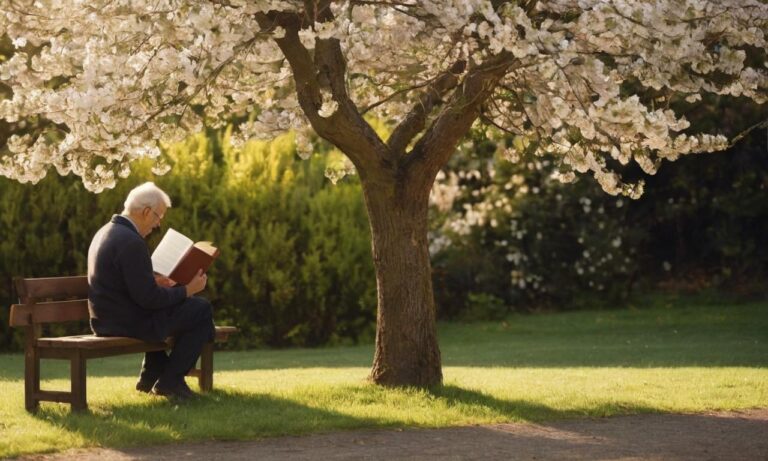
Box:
[88,215,187,340]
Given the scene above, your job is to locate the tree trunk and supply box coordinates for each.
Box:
[364,180,442,387]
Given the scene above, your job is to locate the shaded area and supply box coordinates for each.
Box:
[430,385,659,420]
[8,384,639,458]
[17,409,768,460]
[28,390,386,451]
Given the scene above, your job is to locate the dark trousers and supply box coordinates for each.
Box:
[141,297,215,386]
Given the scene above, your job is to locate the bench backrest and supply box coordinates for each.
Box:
[9,276,90,327]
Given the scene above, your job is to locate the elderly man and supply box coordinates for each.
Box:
[88,182,214,400]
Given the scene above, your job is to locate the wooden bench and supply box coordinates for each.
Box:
[9,275,237,412]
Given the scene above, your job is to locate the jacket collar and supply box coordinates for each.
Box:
[111,214,141,236]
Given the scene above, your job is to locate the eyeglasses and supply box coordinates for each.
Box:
[149,209,164,221]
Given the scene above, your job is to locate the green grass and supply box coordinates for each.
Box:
[1,298,767,458]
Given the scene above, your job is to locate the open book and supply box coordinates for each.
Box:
[151,228,220,285]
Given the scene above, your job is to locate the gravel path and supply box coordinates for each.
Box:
[15,408,768,461]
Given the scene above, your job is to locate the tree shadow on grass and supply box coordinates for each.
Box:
[27,401,768,461]
[429,385,660,423]
[34,389,385,450]
[22,383,766,459]
[32,384,613,454]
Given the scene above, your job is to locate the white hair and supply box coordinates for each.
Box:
[122,182,171,213]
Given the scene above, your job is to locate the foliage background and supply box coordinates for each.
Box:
[1,110,766,351]
[0,131,377,351]
[431,102,768,318]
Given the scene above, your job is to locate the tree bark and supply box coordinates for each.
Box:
[364,179,442,387]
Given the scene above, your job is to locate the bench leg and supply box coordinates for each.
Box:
[199,343,213,392]
[70,351,87,412]
[24,347,41,412]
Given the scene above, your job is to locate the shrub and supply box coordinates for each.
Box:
[430,123,768,316]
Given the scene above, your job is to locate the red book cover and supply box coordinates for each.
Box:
[168,242,220,285]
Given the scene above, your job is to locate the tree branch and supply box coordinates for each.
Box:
[360,77,436,115]
[387,60,466,161]
[728,118,768,148]
[256,11,322,120]
[405,53,517,192]
[257,8,390,177]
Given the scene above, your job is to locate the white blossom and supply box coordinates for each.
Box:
[0,0,765,194]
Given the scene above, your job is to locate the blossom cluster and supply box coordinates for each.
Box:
[0,0,766,192]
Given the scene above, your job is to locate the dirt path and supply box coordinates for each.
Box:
[16,408,768,460]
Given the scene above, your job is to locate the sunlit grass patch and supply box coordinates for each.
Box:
[1,299,766,458]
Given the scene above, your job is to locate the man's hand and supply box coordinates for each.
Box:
[154,274,177,287]
[185,269,207,297]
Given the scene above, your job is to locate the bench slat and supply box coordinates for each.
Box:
[10,300,90,327]
[37,335,165,349]
[213,326,238,336]
[36,326,239,349]
[15,276,89,303]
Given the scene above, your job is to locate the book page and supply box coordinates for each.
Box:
[193,241,218,256]
[151,228,193,276]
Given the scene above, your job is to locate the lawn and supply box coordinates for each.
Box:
[1,296,766,458]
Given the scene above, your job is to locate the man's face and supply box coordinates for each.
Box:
[139,204,166,237]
